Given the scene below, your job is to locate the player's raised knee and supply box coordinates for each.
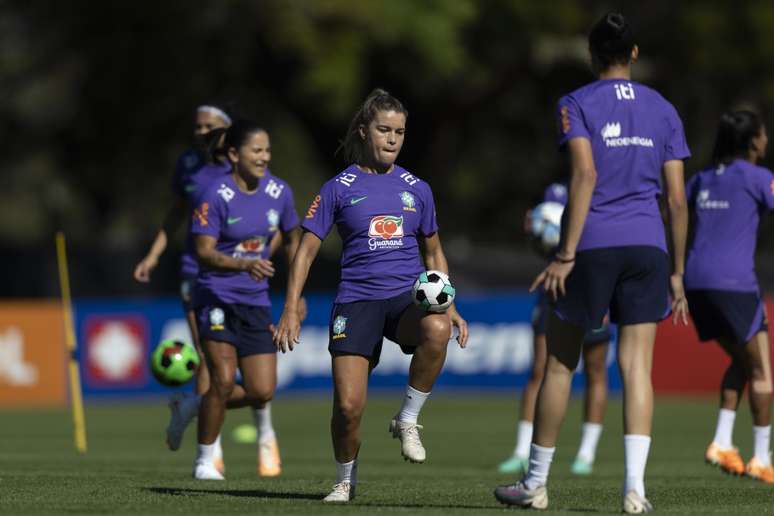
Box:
[422,314,451,344]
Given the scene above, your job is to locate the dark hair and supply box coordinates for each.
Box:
[337,88,408,164]
[712,110,764,165]
[203,119,266,163]
[588,12,635,72]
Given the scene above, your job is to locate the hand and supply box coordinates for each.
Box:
[273,307,301,353]
[243,259,275,281]
[297,296,308,322]
[447,305,469,348]
[133,256,158,283]
[530,257,575,300]
[670,273,689,325]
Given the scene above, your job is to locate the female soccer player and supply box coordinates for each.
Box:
[685,110,774,483]
[133,104,232,469]
[189,120,301,480]
[273,89,469,503]
[494,13,690,513]
[498,182,612,476]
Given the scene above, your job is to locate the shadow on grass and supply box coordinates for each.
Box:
[145,487,603,511]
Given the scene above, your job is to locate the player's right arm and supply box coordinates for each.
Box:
[133,197,188,282]
[193,234,275,280]
[273,231,322,353]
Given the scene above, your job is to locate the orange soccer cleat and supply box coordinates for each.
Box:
[258,437,282,477]
[705,442,745,475]
[745,457,774,483]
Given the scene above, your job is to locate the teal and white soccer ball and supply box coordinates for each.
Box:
[529,201,564,255]
[413,270,456,313]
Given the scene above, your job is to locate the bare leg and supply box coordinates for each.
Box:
[331,354,371,462]
[744,332,772,427]
[187,308,210,396]
[396,306,452,392]
[617,324,656,435]
[198,341,237,444]
[582,341,609,424]
[521,334,547,423]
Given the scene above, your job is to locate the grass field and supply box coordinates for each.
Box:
[1,393,772,515]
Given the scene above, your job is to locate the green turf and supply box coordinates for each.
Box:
[0,393,771,514]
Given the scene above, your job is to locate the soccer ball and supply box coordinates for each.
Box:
[150,339,200,386]
[413,270,456,313]
[529,201,564,256]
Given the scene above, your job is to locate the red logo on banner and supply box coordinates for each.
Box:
[84,315,148,387]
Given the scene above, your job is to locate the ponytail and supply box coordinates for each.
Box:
[336,88,408,164]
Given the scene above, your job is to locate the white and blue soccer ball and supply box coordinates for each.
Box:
[529,201,564,255]
[413,270,456,313]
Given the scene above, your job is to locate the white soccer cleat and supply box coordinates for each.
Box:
[193,460,225,480]
[258,437,281,477]
[493,482,549,509]
[166,392,197,451]
[323,482,355,503]
[623,491,653,513]
[389,419,426,463]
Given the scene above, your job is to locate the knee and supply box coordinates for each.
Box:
[585,361,608,386]
[749,364,773,395]
[334,397,365,426]
[422,315,451,346]
[245,383,275,405]
[210,372,236,399]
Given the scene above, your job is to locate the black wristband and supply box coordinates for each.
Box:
[554,254,576,264]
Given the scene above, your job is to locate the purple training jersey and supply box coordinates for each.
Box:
[685,159,774,292]
[190,172,299,306]
[302,164,438,303]
[557,79,691,251]
[543,182,568,205]
[171,148,232,278]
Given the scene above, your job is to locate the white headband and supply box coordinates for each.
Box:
[197,105,232,126]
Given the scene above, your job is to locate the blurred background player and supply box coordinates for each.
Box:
[187,120,301,480]
[133,103,232,471]
[273,89,469,503]
[498,181,611,476]
[685,110,774,483]
[494,12,690,512]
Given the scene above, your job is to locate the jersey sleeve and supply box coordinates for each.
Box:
[418,182,439,237]
[754,167,774,210]
[556,96,590,148]
[190,187,223,239]
[301,180,337,240]
[279,183,300,232]
[664,104,691,161]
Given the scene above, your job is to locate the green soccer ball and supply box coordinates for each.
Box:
[412,270,456,313]
[150,339,200,386]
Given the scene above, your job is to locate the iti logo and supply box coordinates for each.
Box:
[614,82,636,100]
[400,192,416,212]
[601,122,621,139]
[332,316,347,340]
[368,216,404,239]
[267,209,280,231]
[217,183,235,202]
[209,308,225,330]
[234,236,267,256]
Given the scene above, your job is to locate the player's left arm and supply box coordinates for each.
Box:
[280,226,307,321]
[420,233,468,348]
[663,159,689,325]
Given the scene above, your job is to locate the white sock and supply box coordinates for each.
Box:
[254,403,276,444]
[196,442,216,464]
[624,434,651,498]
[576,422,603,463]
[712,408,736,449]
[523,443,555,490]
[753,425,771,465]
[514,420,533,459]
[213,434,223,460]
[396,385,430,424]
[335,459,357,484]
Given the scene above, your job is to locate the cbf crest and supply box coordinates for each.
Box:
[209,307,225,330]
[400,191,416,212]
[267,209,280,231]
[332,315,347,340]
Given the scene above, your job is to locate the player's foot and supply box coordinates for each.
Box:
[622,490,653,513]
[323,482,355,503]
[193,460,225,480]
[570,456,593,475]
[258,437,281,477]
[389,419,426,463]
[705,441,745,475]
[213,457,226,476]
[493,481,548,509]
[745,456,774,483]
[497,455,528,474]
[166,392,197,451]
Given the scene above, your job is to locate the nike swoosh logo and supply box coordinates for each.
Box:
[227,217,242,225]
[350,196,367,205]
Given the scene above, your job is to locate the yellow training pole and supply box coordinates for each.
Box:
[56,232,87,454]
